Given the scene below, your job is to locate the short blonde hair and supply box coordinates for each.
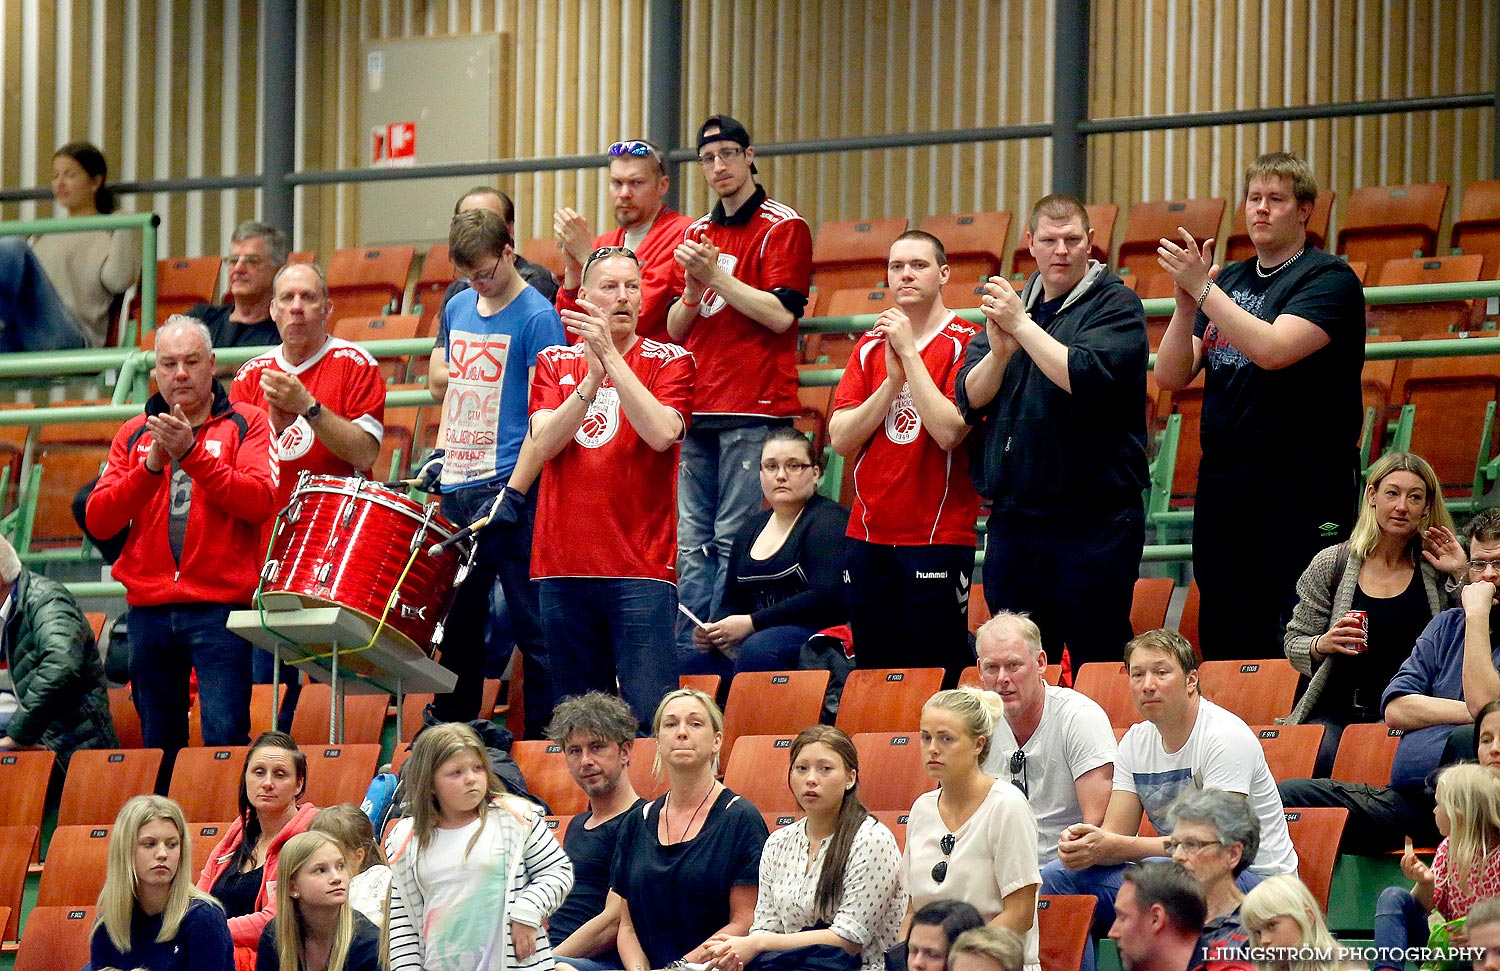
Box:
[949,926,1024,971]
[650,688,724,776]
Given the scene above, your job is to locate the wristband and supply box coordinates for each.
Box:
[681,295,702,309]
[575,389,595,406]
[1196,281,1212,308]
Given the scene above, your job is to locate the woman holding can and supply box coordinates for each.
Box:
[1284,451,1467,776]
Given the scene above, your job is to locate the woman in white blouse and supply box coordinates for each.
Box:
[905,688,1040,971]
[704,726,905,971]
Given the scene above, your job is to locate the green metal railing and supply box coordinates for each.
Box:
[0,211,161,336]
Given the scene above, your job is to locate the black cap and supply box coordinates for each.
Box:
[698,114,757,174]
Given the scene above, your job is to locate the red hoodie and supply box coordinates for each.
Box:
[555,207,691,342]
[86,383,279,606]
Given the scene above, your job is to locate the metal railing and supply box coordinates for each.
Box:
[0,212,161,334]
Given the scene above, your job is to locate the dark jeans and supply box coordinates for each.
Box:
[1276,778,1439,854]
[0,237,88,351]
[680,623,818,687]
[983,506,1144,671]
[844,541,974,686]
[541,577,679,731]
[128,603,253,787]
[1373,886,1430,971]
[434,481,551,738]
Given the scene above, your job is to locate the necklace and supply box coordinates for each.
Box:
[667,782,717,843]
[1255,245,1306,279]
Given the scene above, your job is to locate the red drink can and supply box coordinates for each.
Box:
[1345,610,1369,652]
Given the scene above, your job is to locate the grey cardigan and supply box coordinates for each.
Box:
[1282,543,1453,723]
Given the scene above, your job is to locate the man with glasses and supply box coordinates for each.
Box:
[554,140,690,341]
[667,114,812,660]
[1279,509,1500,853]
[1043,629,1296,971]
[186,220,286,348]
[420,207,565,733]
[976,611,1116,866]
[528,246,694,728]
[956,194,1148,673]
[829,230,979,684]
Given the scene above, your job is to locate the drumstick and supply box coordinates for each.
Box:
[428,515,491,556]
[378,478,423,489]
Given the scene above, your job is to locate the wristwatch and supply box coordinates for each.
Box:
[304,401,323,422]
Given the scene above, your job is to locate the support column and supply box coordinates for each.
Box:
[647,0,684,210]
[1052,0,1091,198]
[263,0,298,234]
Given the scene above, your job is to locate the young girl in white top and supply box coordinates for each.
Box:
[385,722,574,971]
[309,804,393,930]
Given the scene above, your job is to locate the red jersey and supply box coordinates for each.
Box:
[529,338,695,582]
[231,336,387,510]
[833,314,982,547]
[556,208,692,342]
[671,187,811,418]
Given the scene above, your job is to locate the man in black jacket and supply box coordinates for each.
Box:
[0,535,117,768]
[955,194,1149,671]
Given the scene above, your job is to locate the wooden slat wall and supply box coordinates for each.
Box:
[0,0,1491,264]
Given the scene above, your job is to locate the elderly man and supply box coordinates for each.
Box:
[0,534,117,768]
[86,316,277,759]
[187,220,286,348]
[1108,862,1208,971]
[546,692,645,970]
[531,247,695,727]
[977,611,1116,864]
[554,139,690,341]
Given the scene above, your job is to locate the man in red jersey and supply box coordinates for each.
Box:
[530,247,695,727]
[553,139,690,342]
[86,315,278,757]
[829,230,980,684]
[666,114,812,659]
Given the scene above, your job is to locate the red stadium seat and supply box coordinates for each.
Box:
[57,748,164,828]
[722,735,799,814]
[1336,182,1450,281]
[520,239,566,281]
[1397,353,1500,496]
[14,906,96,971]
[721,671,829,763]
[108,687,144,748]
[188,821,233,883]
[852,733,934,812]
[1251,724,1325,783]
[326,246,416,319]
[1283,807,1347,909]
[169,747,250,824]
[870,810,909,852]
[1073,662,1136,730]
[810,217,908,318]
[414,243,458,337]
[1116,199,1226,295]
[301,745,382,807]
[918,211,1012,282]
[1367,255,1484,339]
[1197,659,1300,725]
[1129,578,1174,636]
[511,741,589,816]
[836,668,944,736]
[1038,895,1097,971]
[0,825,36,940]
[146,255,223,328]
[38,826,113,906]
[289,683,390,746]
[1329,723,1403,787]
[1451,179,1500,283]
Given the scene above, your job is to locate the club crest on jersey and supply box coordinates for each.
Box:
[575,386,621,449]
[278,417,314,461]
[884,383,922,444]
[698,253,739,317]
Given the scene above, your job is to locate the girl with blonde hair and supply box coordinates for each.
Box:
[309,804,391,929]
[1241,873,1360,971]
[92,794,233,970]
[256,831,381,971]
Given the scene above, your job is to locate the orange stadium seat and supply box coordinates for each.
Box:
[146,255,223,327]
[1197,659,1299,724]
[1073,662,1136,729]
[414,243,458,337]
[0,752,55,856]
[679,673,722,699]
[1129,578,1174,636]
[1163,382,1205,507]
[810,217,908,318]
[1283,807,1347,909]
[803,286,892,368]
[1224,190,1333,263]
[941,281,987,309]
[1038,895,1097,971]
[331,312,421,382]
[1116,199,1225,294]
[1451,179,1500,282]
[29,446,109,548]
[169,747,250,824]
[836,668,944,736]
[918,211,1012,282]
[1251,724,1325,783]
[289,683,390,747]
[1367,255,1484,339]
[1012,203,1117,277]
[721,671,828,763]
[38,825,112,906]
[1336,182,1449,281]
[1397,353,1500,495]
[511,741,589,816]
[0,825,36,941]
[14,906,96,971]
[1328,723,1404,787]
[1178,580,1201,653]
[108,687,144,748]
[188,821,232,883]
[191,682,287,746]
[57,748,163,828]
[326,246,416,319]
[852,733,933,812]
[722,735,799,814]
[627,737,669,800]
[520,239,566,281]
[288,251,318,265]
[871,810,909,852]
[301,745,381,807]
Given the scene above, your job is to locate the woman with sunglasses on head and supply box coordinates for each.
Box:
[905,689,1040,971]
[703,726,904,971]
[685,427,850,682]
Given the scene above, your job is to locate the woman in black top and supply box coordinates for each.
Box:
[686,427,849,680]
[256,832,381,971]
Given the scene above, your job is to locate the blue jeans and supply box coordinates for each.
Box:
[541,578,679,730]
[680,624,817,685]
[0,237,88,351]
[1373,886,1429,971]
[128,603,253,759]
[1041,859,1266,971]
[676,425,775,653]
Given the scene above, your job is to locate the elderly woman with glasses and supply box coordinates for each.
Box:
[684,426,850,682]
[905,688,1040,971]
[1164,787,1262,965]
[1283,451,1466,775]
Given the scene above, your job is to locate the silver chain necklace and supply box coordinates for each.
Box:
[1255,245,1306,279]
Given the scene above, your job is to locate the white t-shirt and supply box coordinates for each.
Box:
[984,685,1117,864]
[350,863,392,928]
[415,817,508,971]
[904,780,1042,971]
[1114,698,1298,876]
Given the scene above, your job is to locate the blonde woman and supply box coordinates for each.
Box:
[257,831,381,971]
[1241,874,1361,971]
[947,926,1025,971]
[905,688,1039,971]
[385,722,573,971]
[92,794,233,971]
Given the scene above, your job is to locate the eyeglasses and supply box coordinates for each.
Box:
[225,253,269,267]
[1164,837,1222,855]
[760,460,813,475]
[1009,750,1028,798]
[1469,558,1500,577]
[697,146,745,166]
[931,832,956,884]
[460,256,504,285]
[582,245,639,281]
